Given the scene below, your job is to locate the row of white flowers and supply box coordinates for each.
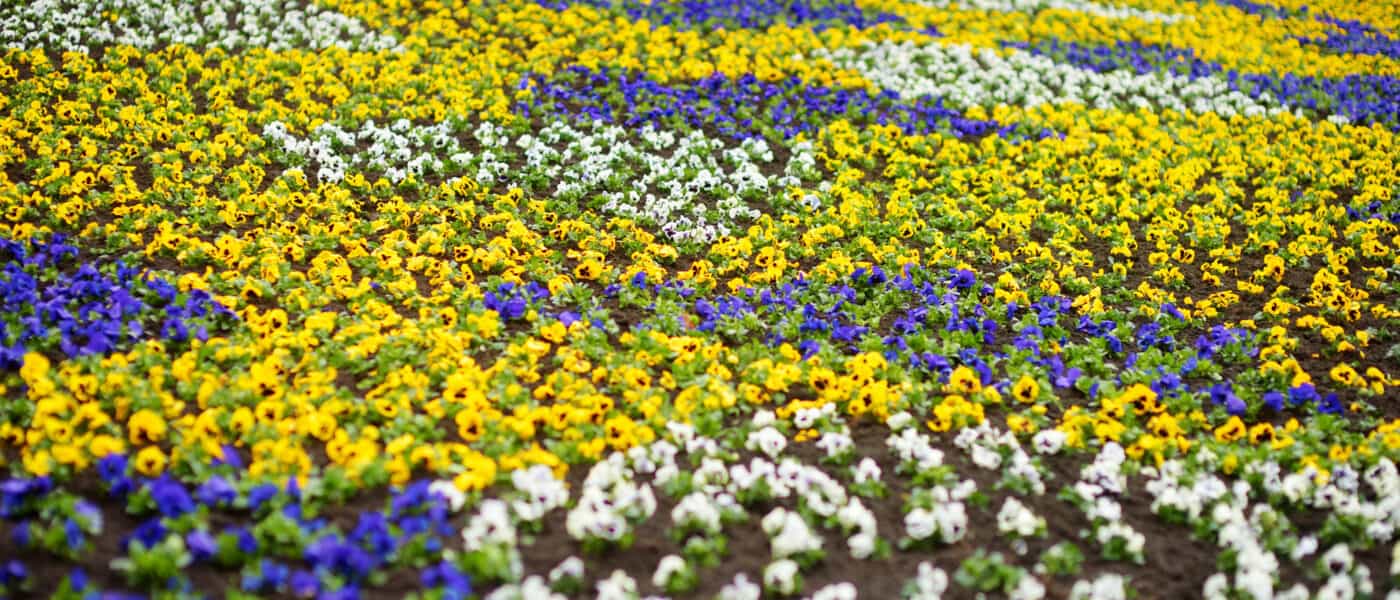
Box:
[916,0,1189,23]
[263,118,819,243]
[1143,453,1400,600]
[819,40,1296,119]
[0,0,399,51]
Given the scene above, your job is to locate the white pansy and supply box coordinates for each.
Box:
[719,573,762,600]
[596,570,639,600]
[970,444,1002,470]
[848,531,878,559]
[1031,430,1066,455]
[764,559,802,596]
[565,460,656,543]
[905,507,938,541]
[765,508,823,559]
[1316,574,1354,600]
[510,465,569,522]
[837,498,877,533]
[932,502,969,542]
[1366,459,1398,496]
[672,492,723,535]
[1235,566,1273,600]
[815,431,854,459]
[852,458,882,485]
[887,428,944,468]
[997,497,1046,538]
[652,554,690,589]
[747,426,788,459]
[753,410,778,428]
[1095,522,1145,560]
[886,411,915,431]
[461,499,516,551]
[1320,543,1353,575]
[905,562,949,599]
[548,556,585,585]
[1091,497,1123,523]
[793,408,820,429]
[1202,573,1230,600]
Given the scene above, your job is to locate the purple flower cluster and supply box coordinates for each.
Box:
[484,281,550,321]
[1346,200,1400,223]
[4,456,473,599]
[0,234,234,368]
[517,67,1039,140]
[1294,14,1400,61]
[535,0,909,32]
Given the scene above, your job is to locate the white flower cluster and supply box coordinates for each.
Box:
[651,554,692,592]
[264,118,818,243]
[671,491,725,537]
[903,561,951,600]
[595,569,640,600]
[904,486,970,544]
[1063,443,1146,562]
[1068,574,1130,600]
[764,558,802,596]
[509,464,570,523]
[729,454,852,517]
[746,425,788,458]
[997,497,1046,539]
[1031,429,1066,455]
[1204,493,1285,599]
[718,573,762,600]
[837,497,881,558]
[821,41,1294,119]
[887,427,946,472]
[0,0,399,52]
[539,121,809,244]
[1075,442,1129,499]
[1146,459,1232,522]
[916,0,1188,23]
[852,457,881,485]
[816,430,855,461]
[1147,457,1400,600]
[955,423,1047,494]
[462,499,518,552]
[762,507,825,560]
[565,455,658,544]
[262,118,458,185]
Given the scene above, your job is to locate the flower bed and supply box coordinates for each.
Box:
[0,0,1398,598]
